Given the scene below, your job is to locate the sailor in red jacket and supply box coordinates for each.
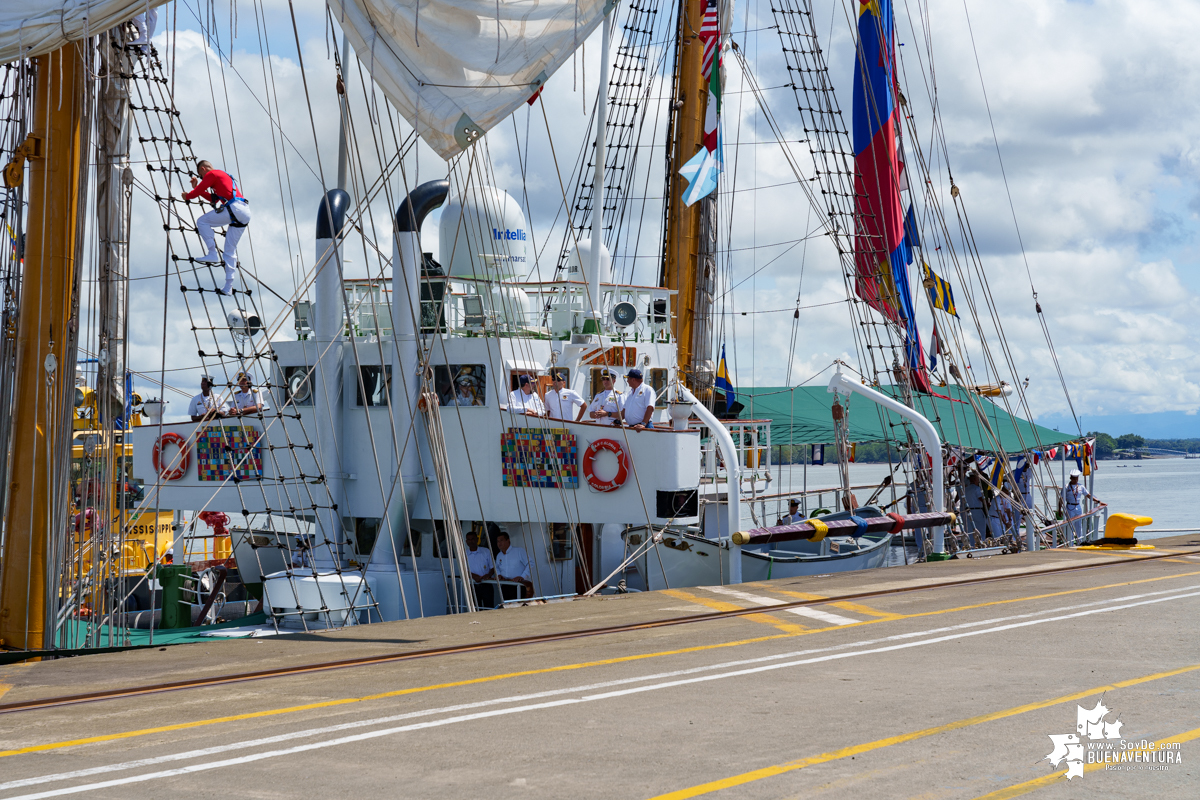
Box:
[182,160,252,295]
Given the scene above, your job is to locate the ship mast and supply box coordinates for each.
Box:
[661,0,716,398]
[0,45,88,651]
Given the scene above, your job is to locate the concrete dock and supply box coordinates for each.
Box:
[1,536,1198,799]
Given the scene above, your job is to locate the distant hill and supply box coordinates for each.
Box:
[1084,432,1200,457]
[1037,410,1200,440]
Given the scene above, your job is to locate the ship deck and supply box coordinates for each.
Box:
[2,535,1199,799]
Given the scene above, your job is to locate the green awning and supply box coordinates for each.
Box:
[739,385,1076,453]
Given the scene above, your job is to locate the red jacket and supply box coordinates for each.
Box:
[183,169,244,204]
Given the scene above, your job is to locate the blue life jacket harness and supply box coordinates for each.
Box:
[214,174,249,227]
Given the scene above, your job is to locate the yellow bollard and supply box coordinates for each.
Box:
[1079,512,1155,550]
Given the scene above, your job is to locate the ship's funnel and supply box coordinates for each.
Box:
[381,180,450,565]
[438,186,528,280]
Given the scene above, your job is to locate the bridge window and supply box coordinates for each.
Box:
[355,365,391,407]
[436,364,488,407]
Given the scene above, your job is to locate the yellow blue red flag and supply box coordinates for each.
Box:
[715,344,735,411]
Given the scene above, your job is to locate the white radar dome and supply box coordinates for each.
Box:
[437,186,528,280]
[565,238,612,285]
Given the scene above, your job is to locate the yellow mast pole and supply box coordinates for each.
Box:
[662,0,708,389]
[0,45,86,651]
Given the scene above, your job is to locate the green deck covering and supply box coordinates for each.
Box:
[739,385,1076,453]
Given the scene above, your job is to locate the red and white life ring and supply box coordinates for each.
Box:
[582,438,629,492]
[153,432,190,481]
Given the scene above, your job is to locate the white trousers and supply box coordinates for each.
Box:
[132,10,158,44]
[197,202,251,264]
[1066,507,1084,544]
[987,514,1008,540]
[967,509,987,546]
[197,202,250,292]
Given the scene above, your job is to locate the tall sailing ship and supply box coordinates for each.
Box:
[0,0,1102,654]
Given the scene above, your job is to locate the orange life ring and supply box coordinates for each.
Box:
[153,432,190,481]
[582,438,629,492]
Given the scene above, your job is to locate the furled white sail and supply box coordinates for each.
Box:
[0,1,167,64]
[330,0,611,160]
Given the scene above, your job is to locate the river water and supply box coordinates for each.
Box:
[745,458,1200,541]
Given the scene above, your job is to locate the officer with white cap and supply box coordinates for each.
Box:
[228,372,269,417]
[507,374,545,416]
[778,498,804,525]
[621,368,656,430]
[1061,469,1103,544]
[188,374,227,421]
[587,369,623,425]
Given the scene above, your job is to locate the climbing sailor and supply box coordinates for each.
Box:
[1060,469,1104,545]
[130,9,158,52]
[182,160,251,295]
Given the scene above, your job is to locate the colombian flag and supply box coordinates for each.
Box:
[853,0,929,393]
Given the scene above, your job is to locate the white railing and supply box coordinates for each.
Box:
[1040,505,1110,549]
[694,419,772,481]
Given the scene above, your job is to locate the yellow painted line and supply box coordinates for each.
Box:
[829,600,902,619]
[661,589,808,635]
[744,585,900,621]
[0,626,802,759]
[6,567,1198,760]
[819,568,1200,629]
[971,725,1200,799]
[646,663,1200,800]
[0,663,30,702]
[1074,547,1183,558]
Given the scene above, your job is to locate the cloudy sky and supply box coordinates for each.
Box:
[114,0,1200,433]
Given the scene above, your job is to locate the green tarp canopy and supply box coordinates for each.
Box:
[738,385,1076,453]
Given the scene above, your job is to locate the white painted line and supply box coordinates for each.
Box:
[706,585,859,625]
[5,585,1199,799]
[783,606,861,626]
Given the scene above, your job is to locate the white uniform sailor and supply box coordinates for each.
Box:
[229,372,269,416]
[507,375,545,416]
[620,368,657,430]
[963,471,987,547]
[544,371,585,421]
[130,9,158,52]
[1061,469,1103,544]
[1016,462,1034,538]
[188,374,227,421]
[587,370,623,426]
[778,499,804,525]
[987,493,1013,541]
[495,531,533,599]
